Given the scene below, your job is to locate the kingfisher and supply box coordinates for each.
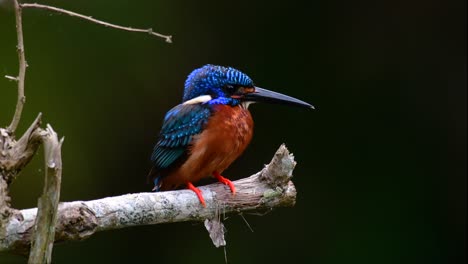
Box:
[148,64,313,206]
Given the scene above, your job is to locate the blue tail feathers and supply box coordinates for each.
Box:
[152,176,162,192]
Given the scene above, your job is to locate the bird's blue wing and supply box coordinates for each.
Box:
[151,103,211,171]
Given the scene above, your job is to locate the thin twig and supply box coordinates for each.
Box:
[240,213,254,232]
[5,75,19,81]
[224,247,228,264]
[7,0,27,134]
[20,3,173,43]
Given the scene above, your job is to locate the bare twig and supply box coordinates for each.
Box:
[7,0,27,134]
[0,145,297,254]
[240,213,254,232]
[4,75,19,81]
[28,125,64,264]
[20,3,173,43]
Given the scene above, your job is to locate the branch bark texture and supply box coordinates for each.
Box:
[0,115,42,243]
[0,144,297,254]
[28,125,64,264]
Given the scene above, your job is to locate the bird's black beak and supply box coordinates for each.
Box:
[243,87,314,109]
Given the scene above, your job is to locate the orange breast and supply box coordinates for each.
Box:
[160,105,253,190]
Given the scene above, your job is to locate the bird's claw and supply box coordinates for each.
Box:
[213,171,236,195]
[186,181,206,207]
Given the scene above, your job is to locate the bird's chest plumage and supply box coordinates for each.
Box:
[168,105,253,186]
[198,105,254,158]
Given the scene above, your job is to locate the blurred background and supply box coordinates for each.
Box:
[0,0,466,263]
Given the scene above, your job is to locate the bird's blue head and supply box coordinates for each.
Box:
[182,64,314,108]
[183,65,254,105]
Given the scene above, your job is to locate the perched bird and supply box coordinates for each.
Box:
[148,65,313,206]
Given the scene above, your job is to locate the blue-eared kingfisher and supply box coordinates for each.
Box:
[148,65,313,206]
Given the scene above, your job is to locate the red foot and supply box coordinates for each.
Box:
[213,171,236,195]
[186,182,206,207]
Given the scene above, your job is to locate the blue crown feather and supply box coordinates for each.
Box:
[183,64,254,102]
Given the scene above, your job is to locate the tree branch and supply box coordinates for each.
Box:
[0,114,43,185]
[20,3,173,43]
[0,114,42,255]
[2,1,175,261]
[0,145,297,254]
[28,125,64,264]
[7,0,27,134]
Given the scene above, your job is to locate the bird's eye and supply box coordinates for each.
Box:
[225,84,236,93]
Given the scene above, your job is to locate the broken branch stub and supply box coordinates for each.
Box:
[204,144,297,247]
[0,114,43,185]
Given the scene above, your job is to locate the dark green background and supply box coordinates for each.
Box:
[1,0,465,263]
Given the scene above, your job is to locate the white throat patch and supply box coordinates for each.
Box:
[241,101,255,109]
[183,95,213,105]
